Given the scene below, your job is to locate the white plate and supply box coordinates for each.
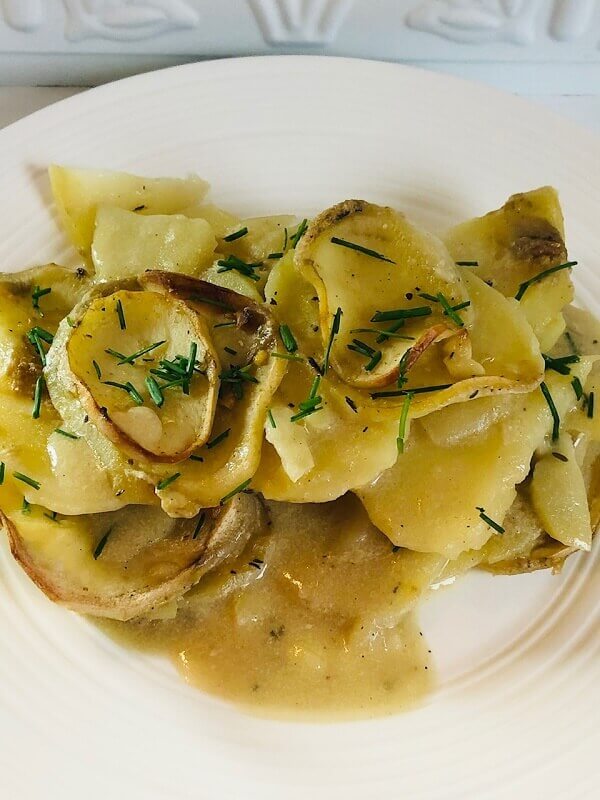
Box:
[0,57,599,800]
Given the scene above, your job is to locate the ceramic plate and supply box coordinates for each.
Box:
[0,57,598,799]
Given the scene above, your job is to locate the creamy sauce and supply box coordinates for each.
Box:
[104,495,441,719]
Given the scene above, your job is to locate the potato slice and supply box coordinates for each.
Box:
[355,363,593,558]
[49,165,208,259]
[295,200,470,389]
[445,186,573,350]
[91,207,216,281]
[530,433,592,550]
[62,286,220,461]
[1,485,265,621]
[220,215,295,264]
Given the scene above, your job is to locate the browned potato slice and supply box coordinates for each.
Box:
[1,490,265,621]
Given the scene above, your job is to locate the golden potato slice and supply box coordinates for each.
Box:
[355,363,593,558]
[91,207,216,281]
[295,200,470,389]
[49,165,208,259]
[445,186,573,350]
[1,482,265,621]
[58,286,220,461]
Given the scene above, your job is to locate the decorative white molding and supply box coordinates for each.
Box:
[1,0,46,32]
[406,0,543,45]
[63,0,200,42]
[248,0,353,45]
[550,0,597,41]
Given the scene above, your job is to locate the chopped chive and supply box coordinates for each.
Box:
[103,380,144,405]
[456,260,479,267]
[515,261,576,301]
[189,454,204,462]
[224,346,237,356]
[66,317,75,328]
[156,473,181,491]
[13,471,41,490]
[191,295,235,312]
[588,391,595,419]
[350,327,415,341]
[213,321,236,329]
[397,393,413,453]
[271,351,304,362]
[192,513,206,539]
[330,236,395,264]
[105,348,128,361]
[451,300,471,313]
[540,381,560,441]
[376,319,406,344]
[437,292,465,327]
[267,252,284,260]
[291,405,323,423]
[267,409,276,428]
[216,254,261,281]
[476,507,505,535]
[30,326,53,344]
[21,498,31,514]
[117,340,166,365]
[543,353,580,376]
[416,292,438,303]
[32,375,44,419]
[364,350,382,371]
[93,527,112,560]
[323,307,342,374]
[552,451,569,463]
[115,298,126,330]
[223,226,248,242]
[206,428,231,449]
[571,376,584,400]
[44,511,59,523]
[283,227,288,251]
[308,375,321,400]
[397,348,413,388]
[307,356,324,375]
[27,327,53,366]
[145,376,164,408]
[92,359,102,379]
[184,342,198,394]
[345,396,358,413]
[371,383,452,399]
[0,461,4,485]
[279,324,298,353]
[290,219,308,249]
[55,428,79,440]
[31,285,51,313]
[220,478,252,505]
[371,306,432,323]
[219,364,259,384]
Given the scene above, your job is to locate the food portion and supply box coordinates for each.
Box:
[0,167,597,717]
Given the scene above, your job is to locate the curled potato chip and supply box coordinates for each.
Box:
[91,206,216,281]
[58,285,220,461]
[1,484,265,621]
[445,187,573,350]
[49,165,208,260]
[355,363,593,558]
[295,200,470,389]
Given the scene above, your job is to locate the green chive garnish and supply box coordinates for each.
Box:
[13,471,41,490]
[21,498,30,514]
[515,261,576,301]
[27,327,53,366]
[115,340,166,365]
[55,428,79,440]
[323,307,342,374]
[279,324,298,353]
[540,381,560,441]
[206,428,231,449]
[220,478,252,505]
[192,513,206,539]
[93,527,112,560]
[543,353,580,376]
[92,359,102,379]
[224,346,237,355]
[156,473,181,491]
[437,292,465,327]
[588,391,595,419]
[330,236,395,264]
[267,252,284,260]
[572,376,583,400]
[350,327,415,341]
[376,319,406,344]
[267,409,276,428]
[189,454,204,462]
[32,285,51,313]
[103,380,144,406]
[0,461,4,485]
[66,317,75,328]
[115,298,126,329]
[223,226,248,242]
[397,348,413,388]
[44,511,59,522]
[213,321,236,329]
[371,383,452,399]
[456,260,479,267]
[290,219,308,249]
[145,376,164,407]
[371,306,432,323]
[216,254,261,281]
[345,396,358,413]
[476,507,505,534]
[32,375,44,419]
[397,393,413,453]
[271,351,304,362]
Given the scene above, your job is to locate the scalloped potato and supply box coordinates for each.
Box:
[1,170,597,718]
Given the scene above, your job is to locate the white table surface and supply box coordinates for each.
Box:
[1,85,600,136]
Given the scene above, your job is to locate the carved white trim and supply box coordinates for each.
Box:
[550,0,597,41]
[1,0,46,32]
[406,0,544,46]
[248,0,354,45]
[63,0,200,42]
